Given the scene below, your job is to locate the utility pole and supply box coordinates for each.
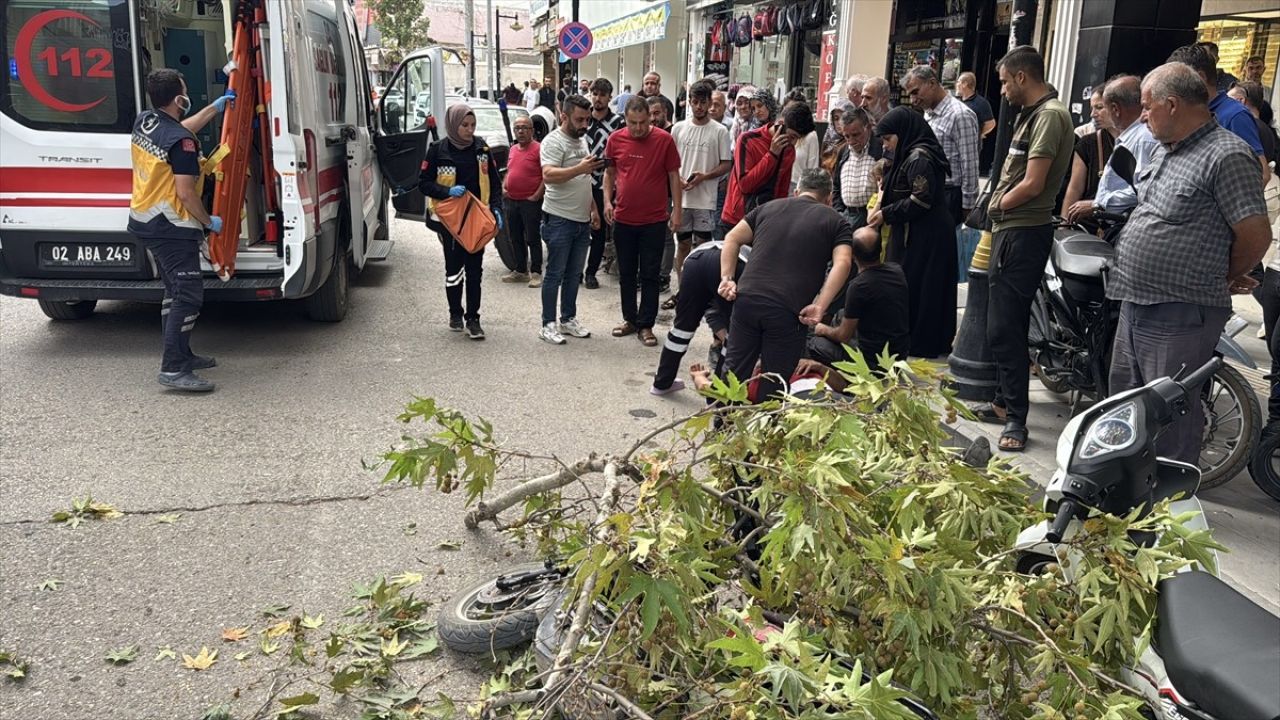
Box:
[465,0,476,96]
[486,0,495,97]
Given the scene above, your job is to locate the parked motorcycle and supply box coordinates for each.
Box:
[1249,422,1280,501]
[1028,214,1261,489]
[1015,356,1280,720]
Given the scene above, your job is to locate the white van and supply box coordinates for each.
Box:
[0,0,446,322]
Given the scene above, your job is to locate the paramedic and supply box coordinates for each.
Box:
[127,69,234,393]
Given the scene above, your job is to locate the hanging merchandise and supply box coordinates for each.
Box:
[734,14,753,47]
[803,0,828,31]
[753,9,767,41]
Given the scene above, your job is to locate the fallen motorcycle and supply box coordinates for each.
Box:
[1015,356,1280,720]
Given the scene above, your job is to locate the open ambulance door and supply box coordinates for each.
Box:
[335,2,387,265]
[374,47,445,221]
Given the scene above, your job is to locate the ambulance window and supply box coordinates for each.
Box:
[0,0,137,132]
[307,11,346,127]
[381,56,432,136]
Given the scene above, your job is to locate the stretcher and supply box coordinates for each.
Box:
[207,0,277,281]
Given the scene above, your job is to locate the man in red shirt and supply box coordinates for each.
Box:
[604,96,684,346]
[501,116,546,286]
[719,101,812,235]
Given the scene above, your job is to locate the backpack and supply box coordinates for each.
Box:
[752,10,766,40]
[776,5,791,35]
[788,4,806,34]
[734,14,752,46]
[803,0,827,30]
[765,6,781,36]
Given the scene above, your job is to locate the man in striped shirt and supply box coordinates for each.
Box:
[903,65,980,225]
[582,78,624,289]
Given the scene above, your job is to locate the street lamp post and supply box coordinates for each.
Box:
[494,10,522,95]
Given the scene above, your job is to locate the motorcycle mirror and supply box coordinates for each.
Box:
[1110,145,1137,189]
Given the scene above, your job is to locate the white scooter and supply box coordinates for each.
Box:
[1015,357,1280,720]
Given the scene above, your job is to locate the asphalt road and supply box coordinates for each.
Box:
[0,216,717,719]
[2,215,1277,719]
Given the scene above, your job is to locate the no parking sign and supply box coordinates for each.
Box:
[559,22,593,60]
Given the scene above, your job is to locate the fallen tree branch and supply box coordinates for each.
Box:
[545,460,622,692]
[585,682,656,720]
[464,457,607,529]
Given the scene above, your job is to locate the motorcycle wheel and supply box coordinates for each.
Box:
[1015,552,1056,575]
[1198,364,1262,489]
[1032,360,1073,395]
[1247,423,1280,502]
[533,601,621,720]
[437,563,563,654]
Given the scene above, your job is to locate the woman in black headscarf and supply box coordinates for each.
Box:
[868,106,957,359]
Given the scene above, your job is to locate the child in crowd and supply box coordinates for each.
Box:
[866,159,891,261]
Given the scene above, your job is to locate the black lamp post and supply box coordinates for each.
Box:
[494,10,522,95]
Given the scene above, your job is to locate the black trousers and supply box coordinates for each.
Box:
[585,186,609,277]
[725,294,806,402]
[987,225,1054,427]
[1262,268,1280,424]
[614,221,667,329]
[945,186,964,227]
[504,197,543,274]
[439,231,484,321]
[654,249,732,390]
[142,236,203,373]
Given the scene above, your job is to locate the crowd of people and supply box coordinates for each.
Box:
[420,43,1279,459]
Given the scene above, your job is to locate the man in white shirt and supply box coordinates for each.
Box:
[671,80,733,283]
[538,94,603,344]
[523,80,540,112]
[1065,75,1159,223]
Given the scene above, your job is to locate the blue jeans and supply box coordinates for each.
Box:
[541,214,591,325]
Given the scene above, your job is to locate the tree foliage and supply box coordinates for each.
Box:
[367,0,432,65]
[379,353,1223,719]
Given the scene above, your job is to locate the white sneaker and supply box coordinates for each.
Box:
[539,322,566,345]
[559,317,591,338]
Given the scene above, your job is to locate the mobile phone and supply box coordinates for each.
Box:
[601,157,615,167]
[686,172,697,183]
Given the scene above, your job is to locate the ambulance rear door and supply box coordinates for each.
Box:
[333,1,385,265]
[373,47,444,221]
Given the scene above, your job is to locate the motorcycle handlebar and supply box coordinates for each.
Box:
[1094,210,1128,224]
[1178,357,1223,396]
[1046,499,1080,544]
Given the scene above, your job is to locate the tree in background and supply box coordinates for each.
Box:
[367,0,432,66]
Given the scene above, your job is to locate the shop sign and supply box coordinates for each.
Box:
[592,2,671,53]
[816,30,837,118]
[530,0,550,20]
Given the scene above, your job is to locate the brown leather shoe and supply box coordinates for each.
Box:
[612,322,637,337]
[638,328,658,346]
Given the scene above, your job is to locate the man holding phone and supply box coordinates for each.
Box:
[583,78,624,289]
[671,80,732,285]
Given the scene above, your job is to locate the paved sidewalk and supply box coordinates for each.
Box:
[951,285,1280,615]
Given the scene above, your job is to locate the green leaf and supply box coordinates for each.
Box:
[300,614,324,630]
[437,540,463,551]
[154,646,177,661]
[707,630,767,671]
[331,667,365,694]
[104,644,139,665]
[260,603,291,618]
[199,704,233,720]
[38,578,62,591]
[278,691,319,708]
[324,634,344,658]
[155,513,181,524]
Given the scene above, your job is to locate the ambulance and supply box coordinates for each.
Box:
[0,0,446,322]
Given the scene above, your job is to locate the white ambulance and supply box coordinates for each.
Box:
[0,0,446,322]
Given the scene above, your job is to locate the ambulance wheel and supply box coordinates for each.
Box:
[305,249,349,322]
[39,300,96,321]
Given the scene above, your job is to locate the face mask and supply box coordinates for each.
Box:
[176,95,192,116]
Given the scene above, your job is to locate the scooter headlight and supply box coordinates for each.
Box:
[1079,402,1137,460]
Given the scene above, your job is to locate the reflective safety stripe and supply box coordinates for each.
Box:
[445,270,464,287]
[183,314,199,323]
[180,323,196,332]
[669,327,694,340]
[664,337,689,353]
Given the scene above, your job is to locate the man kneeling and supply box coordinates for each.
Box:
[809,227,911,368]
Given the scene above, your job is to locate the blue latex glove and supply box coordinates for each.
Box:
[448,185,467,198]
[492,207,504,230]
[212,89,236,112]
[206,216,224,234]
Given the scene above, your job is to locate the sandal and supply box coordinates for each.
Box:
[968,402,1008,425]
[661,293,678,310]
[638,328,658,347]
[998,422,1028,453]
[612,322,637,338]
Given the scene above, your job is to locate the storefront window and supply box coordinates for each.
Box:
[1198,19,1278,89]
[734,34,789,95]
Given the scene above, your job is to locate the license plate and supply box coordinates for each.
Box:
[40,243,135,268]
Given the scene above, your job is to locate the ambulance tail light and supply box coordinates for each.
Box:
[19,287,39,297]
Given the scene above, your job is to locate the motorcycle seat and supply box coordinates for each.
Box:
[1051,234,1114,280]
[1156,571,1280,720]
